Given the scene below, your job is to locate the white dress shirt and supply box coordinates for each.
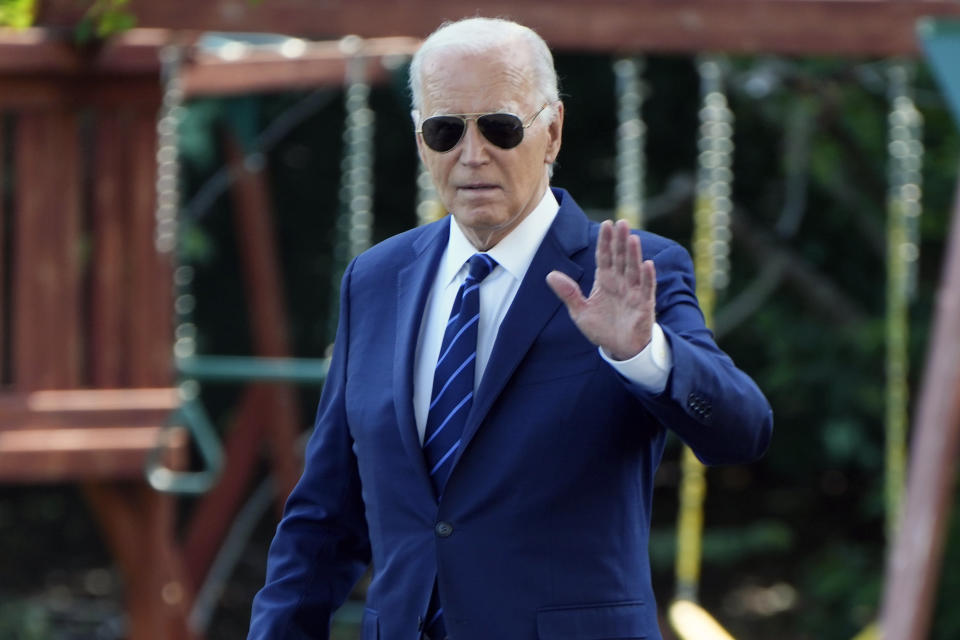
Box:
[413,188,673,442]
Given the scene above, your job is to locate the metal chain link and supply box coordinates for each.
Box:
[157,44,198,377]
[614,57,646,229]
[694,57,734,300]
[328,36,376,342]
[156,44,184,255]
[885,60,923,542]
[676,55,735,603]
[416,160,444,226]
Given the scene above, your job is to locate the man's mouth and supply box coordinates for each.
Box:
[459,183,498,191]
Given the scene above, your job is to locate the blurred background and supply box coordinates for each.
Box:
[1,2,960,639]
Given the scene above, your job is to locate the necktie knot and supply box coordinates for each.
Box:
[465,253,496,285]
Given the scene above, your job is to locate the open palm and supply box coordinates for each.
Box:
[546,219,657,361]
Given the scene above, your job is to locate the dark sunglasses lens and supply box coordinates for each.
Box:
[477,113,524,149]
[421,116,465,152]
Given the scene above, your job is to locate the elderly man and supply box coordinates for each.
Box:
[248,17,772,640]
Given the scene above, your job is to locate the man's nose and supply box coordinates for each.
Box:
[458,120,489,164]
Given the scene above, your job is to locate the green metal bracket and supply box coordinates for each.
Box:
[918,18,960,129]
[145,388,225,495]
[175,355,330,384]
[144,356,328,495]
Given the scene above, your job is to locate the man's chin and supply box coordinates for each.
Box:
[453,209,509,231]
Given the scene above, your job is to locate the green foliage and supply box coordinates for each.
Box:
[0,601,51,640]
[180,221,217,265]
[649,520,795,571]
[178,99,225,170]
[0,0,35,28]
[798,543,882,637]
[932,498,960,640]
[0,0,136,39]
[74,0,136,43]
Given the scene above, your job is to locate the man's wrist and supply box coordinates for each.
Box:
[599,322,673,393]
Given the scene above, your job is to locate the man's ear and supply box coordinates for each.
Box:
[415,133,427,165]
[412,109,427,164]
[545,102,564,164]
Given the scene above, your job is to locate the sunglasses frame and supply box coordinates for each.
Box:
[416,103,551,153]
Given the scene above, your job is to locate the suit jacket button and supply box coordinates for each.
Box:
[435,521,454,538]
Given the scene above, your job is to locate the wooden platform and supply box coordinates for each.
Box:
[0,388,186,482]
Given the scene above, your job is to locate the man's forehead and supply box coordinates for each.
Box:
[421,44,533,83]
[420,48,534,113]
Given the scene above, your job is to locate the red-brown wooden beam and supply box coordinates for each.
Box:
[12,110,83,390]
[0,120,5,380]
[182,36,420,97]
[0,427,188,482]
[879,174,960,640]
[223,132,302,505]
[126,110,174,387]
[0,388,179,428]
[0,27,178,73]
[83,482,199,640]
[183,133,305,590]
[0,76,161,109]
[0,29,419,100]
[35,0,960,56]
[90,110,130,386]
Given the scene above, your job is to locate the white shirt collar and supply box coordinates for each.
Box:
[441,188,560,286]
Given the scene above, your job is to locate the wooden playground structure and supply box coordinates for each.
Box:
[1,1,960,639]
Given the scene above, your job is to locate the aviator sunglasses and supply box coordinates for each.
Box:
[417,104,550,153]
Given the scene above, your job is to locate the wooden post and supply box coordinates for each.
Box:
[127,110,173,387]
[0,117,5,380]
[879,176,960,639]
[90,110,130,385]
[13,111,82,389]
[85,98,196,640]
[83,482,197,640]
[224,134,302,502]
[183,133,302,590]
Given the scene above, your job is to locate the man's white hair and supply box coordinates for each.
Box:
[408,17,560,118]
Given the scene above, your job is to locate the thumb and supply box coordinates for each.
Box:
[546,270,586,315]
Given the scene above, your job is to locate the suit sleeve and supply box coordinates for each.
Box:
[248,260,371,640]
[625,242,773,465]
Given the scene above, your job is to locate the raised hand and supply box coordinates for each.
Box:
[546,219,656,361]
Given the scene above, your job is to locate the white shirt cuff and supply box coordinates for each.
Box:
[599,322,673,394]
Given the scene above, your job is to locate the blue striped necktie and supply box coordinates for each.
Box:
[423,252,497,497]
[422,252,496,640]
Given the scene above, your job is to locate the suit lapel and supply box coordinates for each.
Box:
[454,190,591,466]
[394,219,449,489]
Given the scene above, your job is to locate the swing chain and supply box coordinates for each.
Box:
[614,57,647,230]
[328,35,376,342]
[147,42,225,494]
[884,59,923,541]
[887,62,924,300]
[695,56,735,311]
[416,160,444,226]
[156,44,185,255]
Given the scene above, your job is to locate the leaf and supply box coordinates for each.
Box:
[74,0,137,41]
[96,9,136,37]
[0,0,37,28]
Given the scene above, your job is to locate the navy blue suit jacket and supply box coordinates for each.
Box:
[249,188,773,640]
